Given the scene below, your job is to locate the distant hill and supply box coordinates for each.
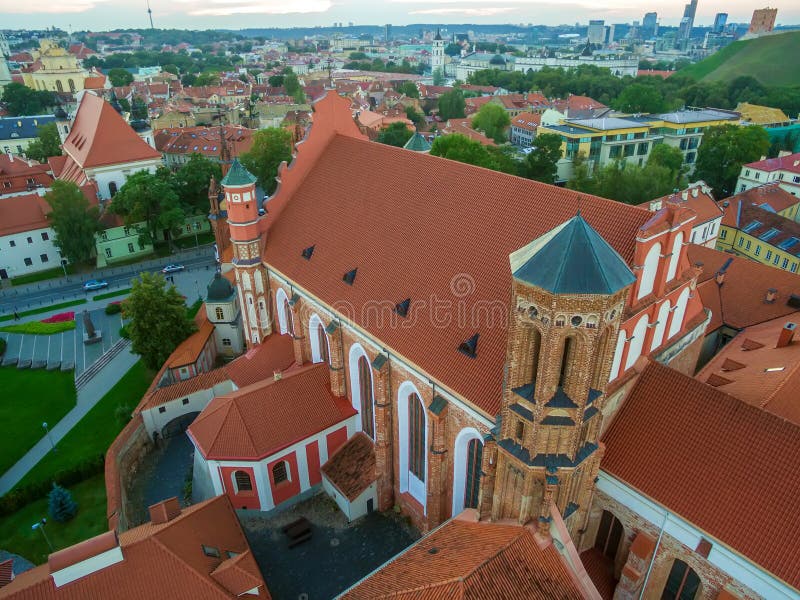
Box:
[679,31,800,87]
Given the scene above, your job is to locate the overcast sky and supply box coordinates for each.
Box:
[1,0,798,33]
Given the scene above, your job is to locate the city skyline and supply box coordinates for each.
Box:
[0,0,799,33]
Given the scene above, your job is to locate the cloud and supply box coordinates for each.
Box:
[0,0,107,13]
[179,0,332,16]
[409,6,516,15]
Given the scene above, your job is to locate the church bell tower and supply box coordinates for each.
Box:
[486,214,635,539]
[221,159,271,347]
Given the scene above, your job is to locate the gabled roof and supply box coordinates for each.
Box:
[220,158,256,187]
[321,432,376,501]
[746,152,800,175]
[510,214,636,295]
[0,115,55,141]
[601,360,800,590]
[188,364,355,461]
[61,92,161,169]
[339,514,584,599]
[0,192,51,236]
[402,132,431,152]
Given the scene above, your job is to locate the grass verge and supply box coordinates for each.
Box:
[173,232,214,249]
[0,475,107,564]
[92,288,131,302]
[15,361,154,491]
[0,368,76,475]
[10,266,76,287]
[0,322,76,335]
[0,299,87,323]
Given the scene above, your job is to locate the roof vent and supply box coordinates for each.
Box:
[765,288,778,303]
[428,547,439,555]
[343,268,357,285]
[777,322,796,348]
[395,298,411,318]
[301,245,315,260]
[458,333,479,359]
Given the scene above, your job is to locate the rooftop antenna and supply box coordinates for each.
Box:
[146,0,154,30]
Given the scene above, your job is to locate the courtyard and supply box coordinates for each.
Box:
[240,493,420,600]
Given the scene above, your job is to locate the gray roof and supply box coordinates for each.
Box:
[654,109,738,124]
[403,132,432,152]
[511,214,636,295]
[566,117,647,130]
[206,272,235,302]
[0,115,55,141]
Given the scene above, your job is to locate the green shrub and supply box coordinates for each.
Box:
[48,483,78,523]
[0,321,76,335]
[119,324,130,339]
[0,338,5,355]
[105,303,122,315]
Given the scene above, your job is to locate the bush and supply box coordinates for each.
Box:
[0,338,5,355]
[0,321,76,335]
[48,483,78,523]
[119,324,130,339]
[105,302,122,315]
[0,454,104,517]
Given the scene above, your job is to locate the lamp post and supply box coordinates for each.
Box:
[32,518,53,552]
[42,422,56,452]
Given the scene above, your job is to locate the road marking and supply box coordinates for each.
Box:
[17,334,23,361]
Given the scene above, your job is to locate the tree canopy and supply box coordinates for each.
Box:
[110,170,185,245]
[471,103,510,144]
[567,157,676,205]
[108,68,134,87]
[647,144,688,189]
[521,133,563,183]
[1,83,55,116]
[437,89,466,120]
[612,82,668,113]
[171,153,222,212]
[430,134,516,174]
[24,123,63,163]
[123,272,197,370]
[239,127,293,194]
[396,81,420,99]
[694,124,770,198]
[45,181,101,265]
[377,122,413,147]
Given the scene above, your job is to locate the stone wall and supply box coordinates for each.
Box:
[105,415,153,532]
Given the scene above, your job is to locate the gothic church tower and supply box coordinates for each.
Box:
[221,159,271,347]
[431,29,445,75]
[481,215,635,540]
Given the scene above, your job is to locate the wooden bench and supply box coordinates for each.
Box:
[282,517,312,548]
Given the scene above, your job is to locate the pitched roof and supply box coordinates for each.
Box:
[340,515,584,599]
[402,132,431,152]
[321,432,376,501]
[689,245,800,331]
[644,183,720,225]
[0,496,268,599]
[0,192,51,236]
[510,111,541,132]
[720,194,800,251]
[0,115,55,142]
[695,313,800,425]
[220,158,256,187]
[511,214,636,295]
[735,102,790,126]
[262,94,652,417]
[601,360,800,589]
[0,155,52,196]
[188,364,356,460]
[724,183,800,218]
[745,152,800,175]
[165,316,215,369]
[61,92,161,169]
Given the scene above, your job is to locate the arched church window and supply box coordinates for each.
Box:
[594,510,624,562]
[67,79,75,93]
[234,470,252,492]
[463,438,482,509]
[215,307,224,320]
[638,243,661,299]
[409,393,426,481]
[317,325,329,364]
[358,356,374,439]
[666,232,684,282]
[558,337,575,388]
[662,559,702,600]
[523,327,541,388]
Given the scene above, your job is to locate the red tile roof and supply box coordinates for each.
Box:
[0,496,269,599]
[0,155,52,196]
[688,245,800,331]
[601,360,800,589]
[722,183,800,222]
[154,125,254,159]
[636,69,675,78]
[340,514,584,599]
[510,112,541,132]
[644,183,720,225]
[165,314,215,369]
[321,432,376,501]
[0,192,51,236]
[188,364,356,460]
[262,93,652,417]
[222,333,296,388]
[0,561,13,589]
[62,92,161,169]
[746,152,800,175]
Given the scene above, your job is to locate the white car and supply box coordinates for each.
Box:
[83,279,108,291]
[161,264,185,274]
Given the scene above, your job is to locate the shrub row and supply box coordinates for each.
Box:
[0,454,104,517]
[105,302,122,315]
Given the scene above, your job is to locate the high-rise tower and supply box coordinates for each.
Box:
[481,215,635,540]
[221,159,271,347]
[431,29,445,76]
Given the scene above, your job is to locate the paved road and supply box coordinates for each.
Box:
[0,247,216,315]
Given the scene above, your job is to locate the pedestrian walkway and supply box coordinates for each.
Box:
[0,344,139,495]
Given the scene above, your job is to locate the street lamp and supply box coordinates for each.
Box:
[32,518,53,552]
[42,422,57,453]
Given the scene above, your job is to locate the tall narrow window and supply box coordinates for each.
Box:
[358,356,374,439]
[463,438,483,509]
[558,338,573,388]
[272,462,288,484]
[594,510,624,561]
[215,306,224,320]
[317,325,329,364]
[662,560,701,600]
[234,470,252,492]
[408,393,426,481]
[285,303,294,336]
[525,327,541,386]
[108,181,118,197]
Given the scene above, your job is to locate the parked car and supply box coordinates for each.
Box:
[83,279,108,291]
[161,264,185,274]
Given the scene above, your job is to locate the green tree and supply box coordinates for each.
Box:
[695,124,770,198]
[522,133,563,183]
[432,68,445,87]
[396,81,419,98]
[405,105,425,128]
[24,123,63,163]
[108,68,134,87]
[1,82,55,116]
[437,89,465,120]
[377,122,413,147]
[110,170,185,246]
[444,43,462,57]
[172,154,222,212]
[612,83,667,113]
[430,133,501,171]
[162,63,179,76]
[130,96,148,120]
[647,144,687,189]
[48,484,78,523]
[471,102,510,144]
[45,181,102,264]
[240,128,293,194]
[123,272,197,370]
[566,152,594,193]
[570,160,675,205]
[268,74,284,87]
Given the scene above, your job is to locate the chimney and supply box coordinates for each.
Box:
[273,370,282,382]
[681,191,688,201]
[777,322,796,348]
[148,497,182,524]
[692,187,699,198]
[715,271,725,286]
[766,288,778,303]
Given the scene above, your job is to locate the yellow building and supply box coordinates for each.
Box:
[716,185,800,273]
[642,109,739,167]
[22,39,91,94]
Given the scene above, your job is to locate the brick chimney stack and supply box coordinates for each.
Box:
[777,322,796,348]
[766,288,778,303]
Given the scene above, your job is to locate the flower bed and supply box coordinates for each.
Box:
[41,311,76,324]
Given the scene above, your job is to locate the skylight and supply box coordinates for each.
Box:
[760,228,780,241]
[742,220,762,233]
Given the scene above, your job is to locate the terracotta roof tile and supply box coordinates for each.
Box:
[0,561,12,588]
[601,360,800,589]
[0,193,51,236]
[263,94,652,417]
[222,333,296,388]
[340,516,584,599]
[165,317,215,369]
[188,364,356,460]
[209,551,263,596]
[321,432,376,500]
[747,152,800,175]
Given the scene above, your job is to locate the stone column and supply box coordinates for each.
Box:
[477,438,497,521]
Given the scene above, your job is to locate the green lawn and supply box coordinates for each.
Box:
[0,475,107,564]
[0,368,76,475]
[0,322,75,335]
[10,265,77,287]
[0,299,87,323]
[15,361,154,491]
[92,288,131,302]
[173,232,214,249]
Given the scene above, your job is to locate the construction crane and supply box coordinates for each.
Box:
[146,0,154,29]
